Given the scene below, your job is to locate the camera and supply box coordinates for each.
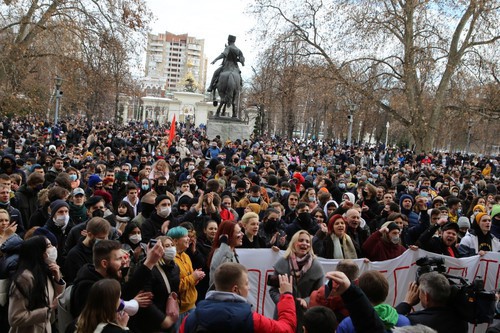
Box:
[415,256,445,282]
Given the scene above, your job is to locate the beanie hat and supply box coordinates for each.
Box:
[491,204,500,218]
[115,171,128,182]
[93,190,112,204]
[34,227,58,247]
[457,216,471,229]
[50,199,69,219]
[432,196,444,204]
[475,212,487,224]
[246,203,261,214]
[267,175,278,186]
[178,195,192,207]
[155,194,169,206]
[473,205,486,213]
[167,226,188,239]
[442,222,459,233]
[399,194,414,206]
[88,174,102,188]
[385,221,400,232]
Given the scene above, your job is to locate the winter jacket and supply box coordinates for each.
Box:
[362,230,406,262]
[8,270,65,333]
[458,229,500,257]
[174,252,197,314]
[416,225,460,257]
[140,211,171,243]
[14,185,39,230]
[0,233,23,279]
[180,291,296,333]
[395,302,468,333]
[63,240,93,284]
[209,242,238,288]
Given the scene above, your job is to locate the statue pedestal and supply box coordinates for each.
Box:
[206,115,253,141]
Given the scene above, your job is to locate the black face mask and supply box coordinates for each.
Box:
[298,212,312,226]
[265,218,279,231]
[156,185,167,194]
[189,184,197,192]
[92,209,104,218]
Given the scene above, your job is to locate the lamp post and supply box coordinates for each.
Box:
[347,104,355,146]
[385,122,390,148]
[466,119,472,154]
[54,76,63,124]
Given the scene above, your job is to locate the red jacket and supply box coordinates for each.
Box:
[362,230,406,261]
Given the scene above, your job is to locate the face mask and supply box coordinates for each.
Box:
[345,171,351,176]
[249,196,260,203]
[451,192,458,196]
[46,246,58,263]
[141,184,149,191]
[108,134,112,138]
[280,190,290,196]
[92,209,104,218]
[54,214,69,227]
[158,206,171,218]
[156,185,167,194]
[420,192,428,197]
[15,148,22,154]
[307,167,314,173]
[163,247,176,261]
[457,209,462,215]
[73,158,80,164]
[230,183,236,189]
[129,234,142,245]
[338,183,346,189]
[188,165,195,171]
[408,186,415,192]
[189,184,197,192]
[69,174,78,181]
[391,236,400,244]
[298,212,312,225]
[308,196,316,202]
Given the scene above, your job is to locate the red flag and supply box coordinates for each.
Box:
[168,114,176,148]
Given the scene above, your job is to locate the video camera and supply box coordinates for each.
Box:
[415,256,496,325]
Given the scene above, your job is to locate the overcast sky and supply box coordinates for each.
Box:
[145,0,257,82]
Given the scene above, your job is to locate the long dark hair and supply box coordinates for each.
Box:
[12,235,50,310]
[76,279,121,333]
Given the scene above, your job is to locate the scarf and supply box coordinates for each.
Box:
[374,303,399,329]
[331,233,358,259]
[289,253,313,280]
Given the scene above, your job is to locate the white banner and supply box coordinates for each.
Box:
[238,249,500,333]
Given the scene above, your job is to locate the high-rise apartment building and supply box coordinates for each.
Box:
[143,31,207,95]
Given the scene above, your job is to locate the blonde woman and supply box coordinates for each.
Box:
[269,230,324,333]
[240,212,265,248]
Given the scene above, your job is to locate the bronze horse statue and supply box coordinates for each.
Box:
[212,54,241,118]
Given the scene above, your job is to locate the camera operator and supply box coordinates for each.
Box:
[395,272,468,333]
[416,219,460,257]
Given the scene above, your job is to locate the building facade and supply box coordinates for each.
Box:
[144,31,207,94]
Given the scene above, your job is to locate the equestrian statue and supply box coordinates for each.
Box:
[207,34,245,118]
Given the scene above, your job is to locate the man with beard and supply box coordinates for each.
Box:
[285,203,318,241]
[417,220,460,257]
[70,239,164,318]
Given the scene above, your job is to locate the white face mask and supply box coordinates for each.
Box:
[53,214,69,228]
[46,246,58,263]
[158,207,171,218]
[129,234,142,245]
[163,246,176,261]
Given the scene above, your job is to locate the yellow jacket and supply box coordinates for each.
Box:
[174,251,197,313]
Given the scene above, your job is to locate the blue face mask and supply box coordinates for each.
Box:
[420,192,428,197]
[249,196,260,203]
[69,174,77,181]
[307,167,314,173]
[280,190,290,196]
[339,183,346,189]
[345,171,351,175]
[141,184,149,191]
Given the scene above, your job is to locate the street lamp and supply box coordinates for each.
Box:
[54,76,63,124]
[347,104,355,146]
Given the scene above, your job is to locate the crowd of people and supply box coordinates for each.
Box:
[0,116,499,333]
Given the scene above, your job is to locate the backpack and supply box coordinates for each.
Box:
[57,284,74,333]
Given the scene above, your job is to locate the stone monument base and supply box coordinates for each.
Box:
[206,115,253,141]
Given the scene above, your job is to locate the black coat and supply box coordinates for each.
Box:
[396,302,468,333]
[417,225,460,257]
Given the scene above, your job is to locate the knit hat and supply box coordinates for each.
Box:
[167,226,188,239]
[49,199,69,219]
[442,222,459,233]
[457,216,471,229]
[102,177,114,185]
[432,196,444,204]
[473,205,486,213]
[246,203,261,214]
[491,204,500,218]
[155,194,169,206]
[93,190,112,204]
[115,171,128,182]
[384,221,400,232]
[87,174,102,188]
[399,194,414,206]
[475,212,487,224]
[178,195,192,207]
[34,227,58,247]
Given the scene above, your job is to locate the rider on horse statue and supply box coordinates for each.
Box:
[207,34,245,92]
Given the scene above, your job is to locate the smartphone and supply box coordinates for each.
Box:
[324,279,333,299]
[148,239,157,248]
